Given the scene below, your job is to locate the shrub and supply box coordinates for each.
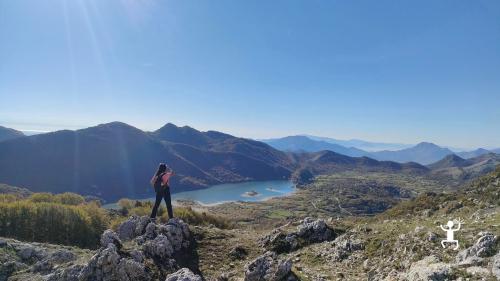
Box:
[28,192,55,203]
[0,194,109,248]
[54,192,85,205]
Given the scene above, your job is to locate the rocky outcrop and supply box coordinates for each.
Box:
[101,229,122,249]
[261,218,337,254]
[492,251,500,279]
[244,251,296,281]
[1,216,196,281]
[117,215,152,241]
[0,239,84,281]
[78,217,193,281]
[456,232,497,266]
[329,234,364,261]
[78,243,150,281]
[296,217,334,243]
[405,256,451,281]
[165,268,203,281]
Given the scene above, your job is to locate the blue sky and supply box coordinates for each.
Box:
[0,0,499,148]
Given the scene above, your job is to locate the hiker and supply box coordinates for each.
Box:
[150,163,175,220]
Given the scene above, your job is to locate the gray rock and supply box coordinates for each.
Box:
[118,217,140,241]
[406,256,451,281]
[142,234,174,260]
[331,235,364,261]
[0,261,28,281]
[116,258,149,281]
[163,224,184,252]
[31,260,53,273]
[244,251,295,281]
[100,229,122,248]
[427,232,438,242]
[456,232,497,265]
[46,264,84,281]
[296,217,334,243]
[261,230,296,254]
[165,268,203,281]
[14,244,47,262]
[78,243,151,281]
[130,249,145,263]
[145,223,158,239]
[261,218,336,254]
[465,266,489,276]
[117,216,151,241]
[135,216,152,237]
[49,249,76,264]
[492,252,500,279]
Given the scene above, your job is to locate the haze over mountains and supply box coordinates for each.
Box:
[262,135,499,165]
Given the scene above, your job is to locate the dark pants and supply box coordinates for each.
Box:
[150,186,173,219]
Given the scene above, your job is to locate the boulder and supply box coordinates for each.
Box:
[12,243,48,262]
[165,268,203,281]
[142,234,174,260]
[45,264,84,281]
[261,218,337,254]
[100,230,122,249]
[117,216,151,241]
[244,251,295,281]
[49,249,76,264]
[331,235,364,261]
[0,261,28,281]
[78,243,150,281]
[456,232,497,265]
[406,256,451,281]
[492,252,500,279]
[296,217,334,243]
[161,220,188,251]
[261,231,297,254]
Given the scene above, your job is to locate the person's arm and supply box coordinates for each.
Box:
[150,175,157,186]
[440,225,447,231]
[161,172,172,186]
[453,222,461,231]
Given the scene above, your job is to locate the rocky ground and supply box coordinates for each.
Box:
[1,169,499,280]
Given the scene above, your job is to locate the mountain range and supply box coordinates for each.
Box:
[428,153,500,180]
[263,136,367,157]
[0,123,497,202]
[262,135,498,165]
[299,135,413,151]
[0,122,434,202]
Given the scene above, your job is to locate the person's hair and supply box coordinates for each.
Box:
[155,163,167,176]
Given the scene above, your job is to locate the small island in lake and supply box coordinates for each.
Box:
[241,190,260,197]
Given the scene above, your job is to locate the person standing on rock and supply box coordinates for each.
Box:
[150,163,175,220]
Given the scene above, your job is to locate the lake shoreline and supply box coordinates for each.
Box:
[103,180,296,209]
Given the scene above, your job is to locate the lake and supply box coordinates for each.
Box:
[104,180,295,208]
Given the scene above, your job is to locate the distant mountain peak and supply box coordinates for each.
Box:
[414,142,441,148]
[0,125,25,142]
[428,153,471,169]
[83,122,143,132]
